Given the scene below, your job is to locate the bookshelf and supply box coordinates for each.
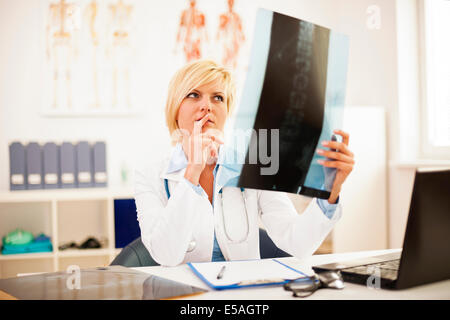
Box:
[0,187,133,279]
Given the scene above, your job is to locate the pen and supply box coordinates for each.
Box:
[217,265,226,279]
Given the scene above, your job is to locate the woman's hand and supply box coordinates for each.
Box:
[316,129,355,204]
[183,114,224,185]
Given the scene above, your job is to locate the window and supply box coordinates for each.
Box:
[422,0,450,157]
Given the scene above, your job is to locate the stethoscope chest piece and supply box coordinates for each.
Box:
[187,239,196,252]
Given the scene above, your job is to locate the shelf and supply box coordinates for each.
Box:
[57,248,112,258]
[0,186,134,202]
[0,186,133,278]
[0,249,117,260]
[0,252,54,260]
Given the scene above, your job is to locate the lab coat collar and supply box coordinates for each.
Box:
[159,143,187,182]
[216,145,243,189]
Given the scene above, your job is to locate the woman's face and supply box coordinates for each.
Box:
[176,80,228,136]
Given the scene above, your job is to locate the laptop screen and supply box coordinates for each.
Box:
[396,169,450,289]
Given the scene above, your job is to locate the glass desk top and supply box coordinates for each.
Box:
[0,265,207,300]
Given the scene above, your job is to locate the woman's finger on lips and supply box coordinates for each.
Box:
[194,114,210,135]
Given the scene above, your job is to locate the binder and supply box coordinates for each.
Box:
[187,259,313,290]
[92,141,107,187]
[76,141,93,188]
[26,142,43,190]
[9,142,26,190]
[60,142,76,188]
[43,142,60,189]
[114,199,140,248]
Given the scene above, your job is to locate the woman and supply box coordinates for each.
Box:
[135,60,354,267]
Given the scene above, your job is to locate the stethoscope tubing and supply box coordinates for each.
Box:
[164,178,250,244]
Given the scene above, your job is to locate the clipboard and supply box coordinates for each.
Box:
[187,259,313,290]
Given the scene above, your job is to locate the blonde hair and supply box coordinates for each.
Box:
[165,59,235,144]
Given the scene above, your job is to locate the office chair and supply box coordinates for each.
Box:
[110,228,290,267]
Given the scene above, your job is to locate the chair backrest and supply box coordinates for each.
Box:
[258,228,291,260]
[110,228,291,267]
[110,237,158,267]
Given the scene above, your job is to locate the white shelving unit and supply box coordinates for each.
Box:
[0,187,133,279]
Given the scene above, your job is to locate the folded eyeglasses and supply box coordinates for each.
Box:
[283,271,345,298]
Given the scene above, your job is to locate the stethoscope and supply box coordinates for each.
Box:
[164,178,250,252]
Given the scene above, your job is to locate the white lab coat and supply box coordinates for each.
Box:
[134,145,342,267]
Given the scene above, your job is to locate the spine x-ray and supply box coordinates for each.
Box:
[228,9,349,200]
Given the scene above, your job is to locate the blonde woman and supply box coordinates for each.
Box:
[134,60,354,267]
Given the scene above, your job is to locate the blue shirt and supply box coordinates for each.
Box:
[165,143,339,261]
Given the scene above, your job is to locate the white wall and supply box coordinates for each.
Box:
[0,0,399,187]
[1,0,402,251]
[335,107,387,252]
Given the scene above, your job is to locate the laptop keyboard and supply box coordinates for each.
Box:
[377,260,400,271]
[342,259,400,281]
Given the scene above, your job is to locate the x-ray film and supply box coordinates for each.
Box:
[227,9,349,199]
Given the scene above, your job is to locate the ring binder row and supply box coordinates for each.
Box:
[8,141,107,191]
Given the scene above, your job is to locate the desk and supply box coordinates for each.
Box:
[1,249,449,300]
[133,249,450,300]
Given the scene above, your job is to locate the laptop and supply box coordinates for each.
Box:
[313,169,450,289]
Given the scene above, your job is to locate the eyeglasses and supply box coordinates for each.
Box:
[283,271,345,298]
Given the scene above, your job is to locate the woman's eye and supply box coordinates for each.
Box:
[214,95,224,102]
[187,92,199,98]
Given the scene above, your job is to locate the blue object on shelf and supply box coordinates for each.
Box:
[34,233,51,243]
[1,232,53,255]
[114,199,141,248]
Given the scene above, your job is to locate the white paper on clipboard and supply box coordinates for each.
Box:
[189,259,314,288]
